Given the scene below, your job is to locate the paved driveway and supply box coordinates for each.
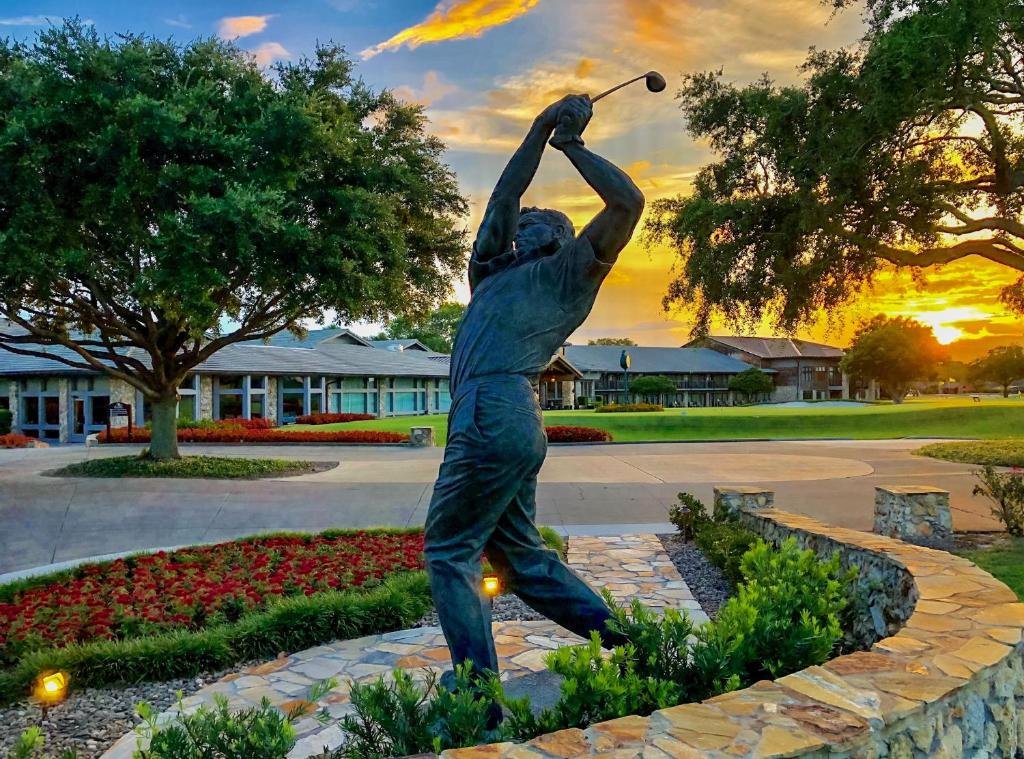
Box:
[0,439,999,574]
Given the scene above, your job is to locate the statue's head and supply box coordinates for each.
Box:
[515,207,575,260]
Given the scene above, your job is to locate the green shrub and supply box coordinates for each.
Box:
[498,631,681,740]
[668,492,709,541]
[693,520,759,585]
[537,526,566,558]
[972,465,1024,536]
[696,538,850,683]
[135,679,335,758]
[0,408,11,435]
[594,403,663,413]
[6,728,77,759]
[337,663,501,758]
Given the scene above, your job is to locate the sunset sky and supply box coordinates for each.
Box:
[3,0,1021,355]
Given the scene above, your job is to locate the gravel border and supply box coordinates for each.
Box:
[0,664,250,759]
[657,533,732,619]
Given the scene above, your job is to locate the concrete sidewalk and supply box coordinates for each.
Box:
[0,439,998,574]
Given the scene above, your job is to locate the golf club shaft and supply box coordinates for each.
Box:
[590,75,647,103]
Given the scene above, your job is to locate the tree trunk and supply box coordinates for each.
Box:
[149,394,180,460]
[1003,384,1010,398]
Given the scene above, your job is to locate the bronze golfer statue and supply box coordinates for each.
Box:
[423,93,645,708]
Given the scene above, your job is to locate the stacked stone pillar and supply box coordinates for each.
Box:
[873,485,952,547]
[713,486,774,519]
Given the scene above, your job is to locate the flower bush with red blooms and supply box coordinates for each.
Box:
[217,417,276,430]
[98,427,407,444]
[0,531,425,663]
[0,433,35,448]
[544,426,612,443]
[295,412,376,425]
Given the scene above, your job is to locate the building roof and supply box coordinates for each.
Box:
[0,326,450,379]
[562,345,757,374]
[241,327,373,349]
[370,339,433,352]
[686,336,844,360]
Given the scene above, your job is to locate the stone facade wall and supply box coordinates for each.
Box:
[266,377,278,423]
[8,380,18,430]
[57,378,69,442]
[446,506,1024,759]
[874,486,953,548]
[108,379,135,429]
[199,376,214,420]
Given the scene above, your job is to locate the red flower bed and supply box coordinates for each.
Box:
[0,531,425,661]
[98,427,407,444]
[215,418,276,430]
[544,425,612,443]
[294,412,376,425]
[0,433,35,449]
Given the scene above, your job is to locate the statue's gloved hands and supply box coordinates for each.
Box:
[549,95,592,150]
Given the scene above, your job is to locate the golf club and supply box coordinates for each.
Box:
[591,71,667,103]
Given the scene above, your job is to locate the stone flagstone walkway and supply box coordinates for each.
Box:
[101,534,707,759]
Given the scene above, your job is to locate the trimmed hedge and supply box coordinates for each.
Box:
[0,408,11,434]
[0,571,431,703]
[99,427,407,444]
[294,412,376,425]
[594,403,664,413]
[545,426,612,443]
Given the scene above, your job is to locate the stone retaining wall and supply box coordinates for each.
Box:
[446,508,1024,759]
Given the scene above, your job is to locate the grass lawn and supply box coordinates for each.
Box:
[957,538,1024,600]
[291,396,1024,445]
[915,440,1024,467]
[48,455,331,479]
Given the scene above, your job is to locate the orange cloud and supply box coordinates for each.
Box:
[392,71,460,106]
[250,41,290,66]
[361,0,541,59]
[218,15,273,39]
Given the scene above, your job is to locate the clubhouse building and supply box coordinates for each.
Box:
[0,326,453,444]
[0,322,855,444]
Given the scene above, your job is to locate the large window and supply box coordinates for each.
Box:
[280,376,305,422]
[177,375,200,423]
[385,377,427,415]
[214,375,268,420]
[433,379,451,413]
[18,377,61,440]
[329,377,378,415]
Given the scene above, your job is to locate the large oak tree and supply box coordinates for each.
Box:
[0,22,467,458]
[647,0,1024,330]
[840,315,946,402]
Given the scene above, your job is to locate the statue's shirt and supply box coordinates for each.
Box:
[449,236,612,395]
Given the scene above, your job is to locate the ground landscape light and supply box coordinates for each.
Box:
[482,575,501,597]
[34,671,68,704]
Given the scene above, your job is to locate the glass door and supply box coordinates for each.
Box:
[73,398,86,439]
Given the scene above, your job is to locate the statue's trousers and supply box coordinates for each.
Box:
[423,374,621,677]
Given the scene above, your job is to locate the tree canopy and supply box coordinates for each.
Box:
[628,375,677,399]
[970,345,1024,395]
[840,315,946,402]
[728,367,774,399]
[372,302,466,353]
[647,0,1024,330]
[588,337,637,346]
[0,22,467,457]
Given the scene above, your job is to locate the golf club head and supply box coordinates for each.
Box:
[645,71,667,93]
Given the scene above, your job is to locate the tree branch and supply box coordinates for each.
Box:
[870,237,1024,270]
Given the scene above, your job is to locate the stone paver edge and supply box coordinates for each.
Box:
[444,508,1024,759]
